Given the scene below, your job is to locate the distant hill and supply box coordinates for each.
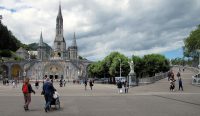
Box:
[27,42,52,51]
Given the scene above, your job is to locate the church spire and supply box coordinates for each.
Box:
[39,31,43,47]
[72,32,77,47]
[56,2,63,36]
[58,2,62,19]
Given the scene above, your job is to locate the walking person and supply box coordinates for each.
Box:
[63,80,66,87]
[177,72,181,79]
[89,80,94,90]
[59,79,63,87]
[12,79,16,88]
[22,77,35,111]
[124,81,129,93]
[178,77,183,91]
[42,77,56,112]
[35,80,39,89]
[84,80,87,90]
[117,80,123,93]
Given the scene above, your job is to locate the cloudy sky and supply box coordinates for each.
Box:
[0,0,200,61]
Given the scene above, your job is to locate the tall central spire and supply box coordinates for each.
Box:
[58,2,62,19]
[53,2,67,59]
[56,2,63,36]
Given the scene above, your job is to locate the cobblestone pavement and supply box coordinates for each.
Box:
[0,67,200,116]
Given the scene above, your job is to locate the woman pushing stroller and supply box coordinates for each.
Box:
[42,77,57,112]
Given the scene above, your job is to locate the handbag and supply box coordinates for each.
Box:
[120,89,123,93]
[53,91,59,99]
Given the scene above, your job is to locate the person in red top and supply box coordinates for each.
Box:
[22,77,35,111]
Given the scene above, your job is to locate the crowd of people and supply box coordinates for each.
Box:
[0,67,186,112]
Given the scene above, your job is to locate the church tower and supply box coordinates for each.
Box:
[68,32,78,60]
[37,31,45,60]
[53,3,67,59]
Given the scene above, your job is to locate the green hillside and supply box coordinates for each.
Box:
[0,22,51,58]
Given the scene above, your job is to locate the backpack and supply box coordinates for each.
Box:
[22,84,28,94]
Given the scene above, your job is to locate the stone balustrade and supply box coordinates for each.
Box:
[139,72,167,84]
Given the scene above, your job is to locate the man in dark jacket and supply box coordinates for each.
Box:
[42,77,56,112]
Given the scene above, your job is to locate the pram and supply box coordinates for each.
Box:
[50,91,60,110]
[169,79,176,91]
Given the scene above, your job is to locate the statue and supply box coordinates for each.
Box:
[128,60,135,74]
[128,60,137,86]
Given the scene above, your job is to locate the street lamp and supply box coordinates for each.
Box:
[118,59,121,77]
[197,49,200,73]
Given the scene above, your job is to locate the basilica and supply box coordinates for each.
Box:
[0,4,91,81]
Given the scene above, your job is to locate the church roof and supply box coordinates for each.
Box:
[16,47,28,53]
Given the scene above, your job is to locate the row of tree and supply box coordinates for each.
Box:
[88,52,170,83]
[171,58,193,66]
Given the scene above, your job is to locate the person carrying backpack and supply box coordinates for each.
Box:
[22,77,35,111]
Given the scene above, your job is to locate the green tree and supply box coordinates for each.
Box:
[88,61,104,78]
[143,54,170,77]
[88,52,170,83]
[184,25,200,58]
[101,52,129,83]
[132,55,146,78]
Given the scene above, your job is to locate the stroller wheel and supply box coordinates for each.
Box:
[55,98,60,110]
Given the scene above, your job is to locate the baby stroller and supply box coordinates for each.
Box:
[169,79,176,91]
[50,91,60,110]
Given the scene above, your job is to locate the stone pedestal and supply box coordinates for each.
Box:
[128,72,137,86]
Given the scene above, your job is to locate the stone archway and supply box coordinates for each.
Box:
[0,65,9,79]
[44,63,64,80]
[11,64,22,80]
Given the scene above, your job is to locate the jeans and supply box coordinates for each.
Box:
[44,93,53,110]
[24,93,31,108]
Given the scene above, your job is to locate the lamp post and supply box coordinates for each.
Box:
[118,59,121,77]
[197,49,200,73]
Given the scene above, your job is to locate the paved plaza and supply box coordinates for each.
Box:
[0,67,200,116]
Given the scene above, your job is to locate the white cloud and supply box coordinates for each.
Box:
[0,0,200,61]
